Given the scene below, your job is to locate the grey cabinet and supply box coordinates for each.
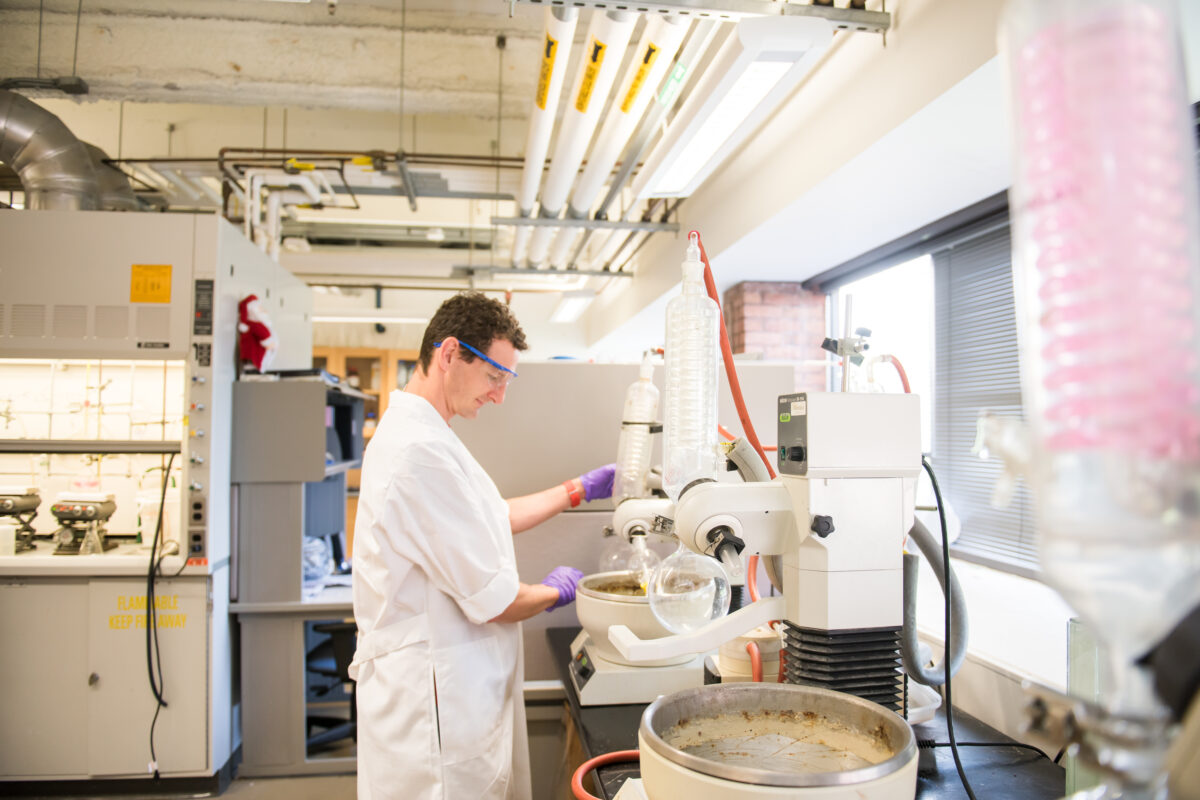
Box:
[0,577,210,778]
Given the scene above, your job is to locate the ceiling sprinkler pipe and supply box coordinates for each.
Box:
[511,6,579,266]
[527,9,638,268]
[0,89,100,210]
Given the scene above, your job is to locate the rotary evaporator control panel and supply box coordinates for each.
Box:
[184,278,214,560]
[776,393,812,477]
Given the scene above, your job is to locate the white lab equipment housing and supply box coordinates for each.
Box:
[0,210,311,787]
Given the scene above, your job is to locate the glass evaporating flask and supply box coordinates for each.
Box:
[613,353,660,503]
[662,233,720,502]
[649,543,731,635]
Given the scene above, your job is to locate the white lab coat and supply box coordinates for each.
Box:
[350,391,532,800]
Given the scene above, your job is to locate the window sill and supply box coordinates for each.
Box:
[913,556,1074,747]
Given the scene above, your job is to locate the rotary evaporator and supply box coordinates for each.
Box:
[570,234,956,799]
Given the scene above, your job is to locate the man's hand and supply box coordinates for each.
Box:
[541,566,584,611]
[579,463,616,502]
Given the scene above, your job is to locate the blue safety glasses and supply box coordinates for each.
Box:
[436,339,518,386]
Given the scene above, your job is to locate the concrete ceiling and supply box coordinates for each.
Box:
[0,0,545,115]
[4,0,1200,360]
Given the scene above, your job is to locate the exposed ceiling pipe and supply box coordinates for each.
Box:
[525,9,638,268]
[0,89,99,210]
[544,14,691,269]
[511,6,580,266]
[83,143,140,211]
[583,21,729,271]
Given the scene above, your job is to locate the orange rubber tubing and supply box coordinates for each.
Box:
[883,354,912,393]
[572,750,641,800]
[693,230,773,606]
[746,554,760,602]
[693,231,776,482]
[746,640,763,682]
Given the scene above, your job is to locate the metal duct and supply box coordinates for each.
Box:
[83,143,140,211]
[0,89,100,210]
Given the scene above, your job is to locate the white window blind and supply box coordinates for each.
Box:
[933,225,1039,578]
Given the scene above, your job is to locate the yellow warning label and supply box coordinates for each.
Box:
[620,42,661,114]
[109,594,187,630]
[131,264,172,303]
[536,33,559,111]
[575,38,607,113]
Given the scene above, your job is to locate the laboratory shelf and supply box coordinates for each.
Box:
[0,544,221,576]
[0,438,182,455]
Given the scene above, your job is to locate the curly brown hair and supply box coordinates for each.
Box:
[418,291,528,372]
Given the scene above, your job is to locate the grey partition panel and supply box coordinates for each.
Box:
[237,483,304,603]
[452,361,794,503]
[232,382,327,484]
[238,615,309,774]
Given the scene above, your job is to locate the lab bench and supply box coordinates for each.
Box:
[547,626,1066,800]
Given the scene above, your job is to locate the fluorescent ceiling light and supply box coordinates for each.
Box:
[312,313,429,324]
[550,290,596,323]
[634,17,833,199]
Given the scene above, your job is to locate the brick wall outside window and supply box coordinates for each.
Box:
[722,281,827,391]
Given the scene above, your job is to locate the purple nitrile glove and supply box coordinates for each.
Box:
[580,463,616,502]
[542,566,584,611]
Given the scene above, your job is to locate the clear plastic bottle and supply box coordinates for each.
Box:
[1001,0,1200,711]
[613,353,661,503]
[663,233,720,501]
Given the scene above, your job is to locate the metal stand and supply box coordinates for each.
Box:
[53,523,118,555]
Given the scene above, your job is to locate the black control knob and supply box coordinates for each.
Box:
[811,515,835,538]
[788,446,806,462]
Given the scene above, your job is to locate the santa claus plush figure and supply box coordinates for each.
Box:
[238,294,279,372]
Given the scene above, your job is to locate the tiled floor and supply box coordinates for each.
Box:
[55,773,357,800]
[221,774,356,800]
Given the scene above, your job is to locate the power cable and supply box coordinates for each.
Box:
[918,739,1053,762]
[71,0,83,76]
[922,455,977,800]
[145,451,177,779]
[398,0,406,151]
[36,0,44,78]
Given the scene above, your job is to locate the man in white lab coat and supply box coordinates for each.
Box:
[350,292,615,800]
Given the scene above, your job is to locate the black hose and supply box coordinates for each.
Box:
[145,452,176,777]
[922,456,977,800]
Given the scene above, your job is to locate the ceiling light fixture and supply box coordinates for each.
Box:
[633,16,833,199]
[550,289,596,323]
[312,313,429,325]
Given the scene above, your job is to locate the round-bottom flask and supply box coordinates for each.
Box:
[597,535,635,574]
[648,544,731,635]
[626,533,661,589]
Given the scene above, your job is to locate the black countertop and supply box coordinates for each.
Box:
[547,627,1065,800]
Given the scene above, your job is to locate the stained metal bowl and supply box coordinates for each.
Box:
[575,570,692,668]
[640,682,917,789]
